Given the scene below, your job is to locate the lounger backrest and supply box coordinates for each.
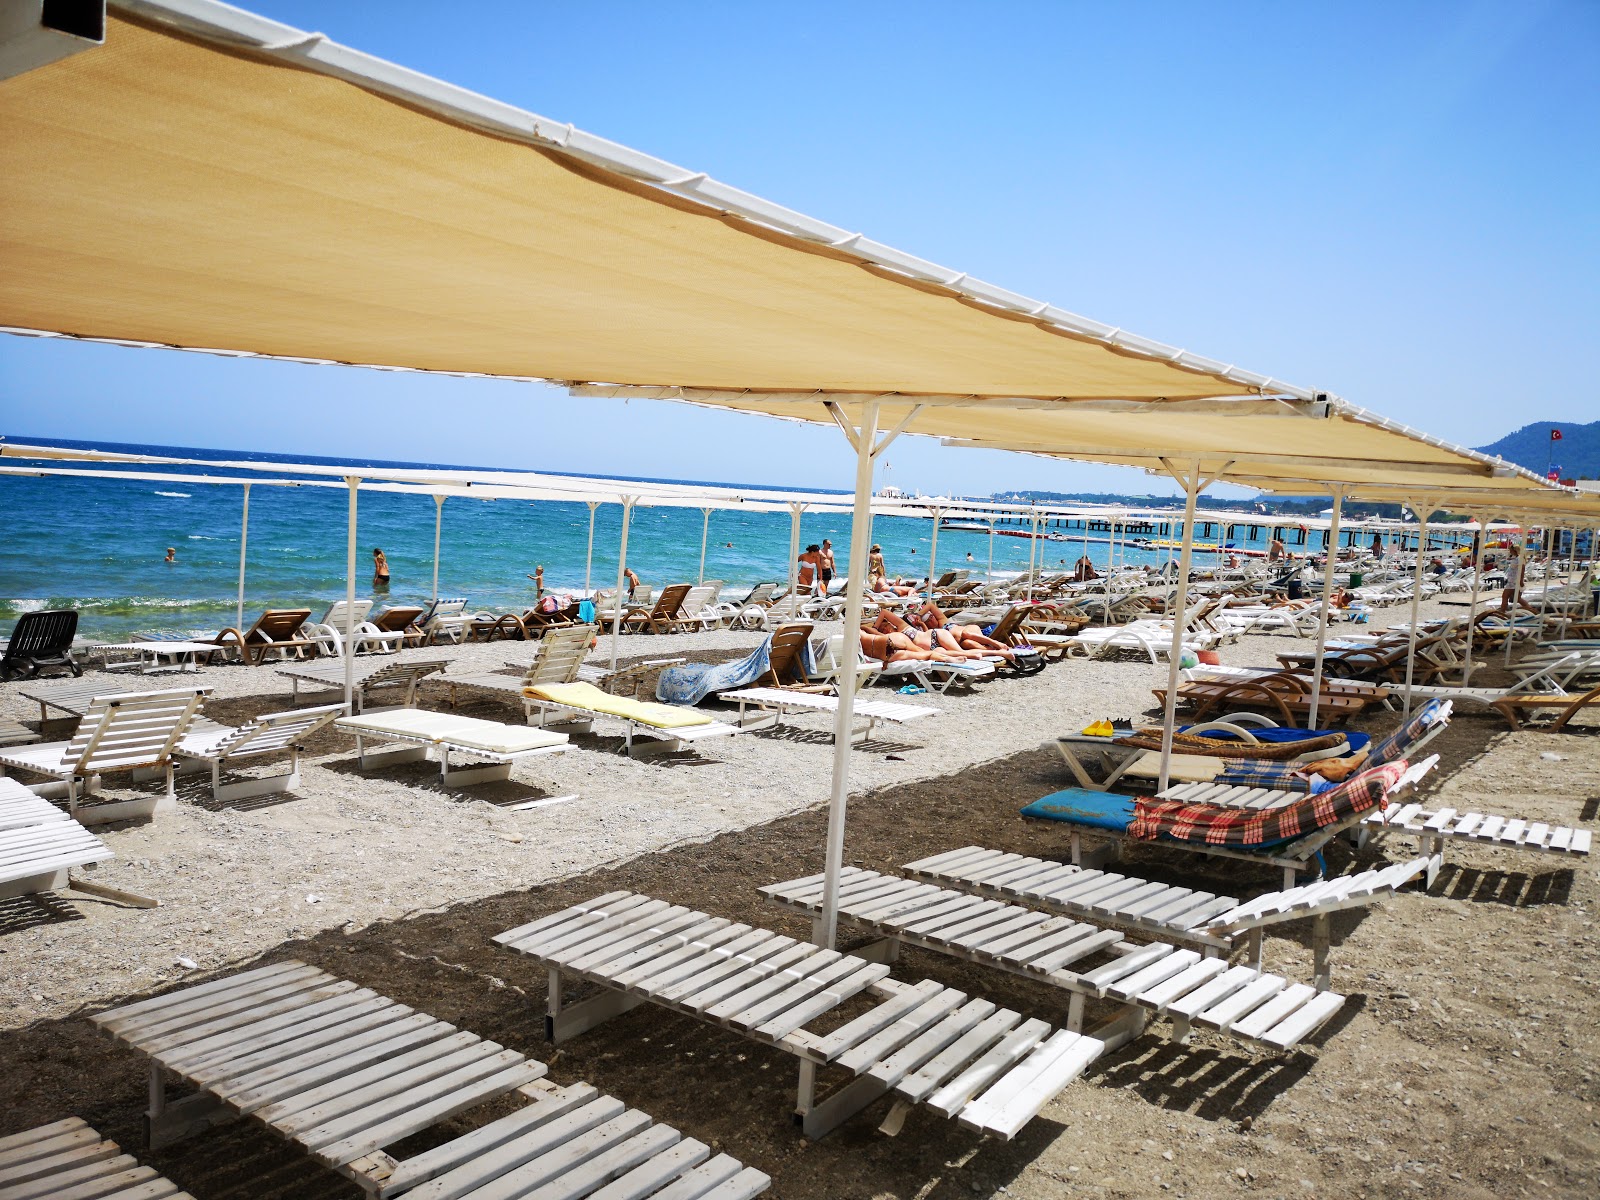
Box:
[652,583,692,618]
[987,605,1028,644]
[679,584,715,617]
[250,609,313,643]
[65,687,211,775]
[207,704,348,759]
[765,622,816,686]
[371,605,425,631]
[2,609,78,663]
[423,598,468,626]
[525,624,596,686]
[1368,699,1451,767]
[359,659,450,689]
[743,582,777,606]
[315,599,372,628]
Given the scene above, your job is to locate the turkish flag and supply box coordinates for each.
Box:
[1551,428,1563,441]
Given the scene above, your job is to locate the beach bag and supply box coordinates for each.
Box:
[1009,646,1047,675]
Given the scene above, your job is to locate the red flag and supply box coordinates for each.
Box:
[1551,428,1563,441]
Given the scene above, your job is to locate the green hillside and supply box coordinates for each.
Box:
[1475,420,1600,481]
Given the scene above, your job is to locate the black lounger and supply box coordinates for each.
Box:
[0,609,81,680]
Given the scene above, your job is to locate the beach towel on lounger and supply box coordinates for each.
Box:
[655,635,818,706]
[525,681,711,728]
[1020,761,1405,851]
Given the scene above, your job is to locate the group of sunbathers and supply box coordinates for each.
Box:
[859,603,1018,664]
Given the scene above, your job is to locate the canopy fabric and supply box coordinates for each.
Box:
[0,0,1583,514]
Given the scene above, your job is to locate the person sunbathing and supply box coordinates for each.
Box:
[869,572,919,597]
[858,630,983,665]
[867,610,994,661]
[910,602,1018,660]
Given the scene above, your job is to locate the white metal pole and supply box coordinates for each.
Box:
[1506,528,1529,668]
[1307,489,1343,729]
[584,500,600,594]
[818,399,882,951]
[1401,504,1430,717]
[699,507,712,585]
[235,482,251,632]
[927,506,941,596]
[431,494,445,603]
[1462,515,1483,685]
[609,497,635,672]
[787,502,803,600]
[1026,510,1041,600]
[344,477,359,710]
[1158,459,1204,794]
[987,518,996,583]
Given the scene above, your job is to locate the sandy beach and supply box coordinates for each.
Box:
[1,598,1596,1199]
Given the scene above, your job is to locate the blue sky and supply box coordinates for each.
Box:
[2,0,1595,497]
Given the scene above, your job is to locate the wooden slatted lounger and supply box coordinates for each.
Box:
[762,870,1349,1051]
[17,676,143,723]
[277,658,450,713]
[719,687,939,742]
[175,704,347,802]
[902,846,1433,990]
[89,959,770,1200]
[495,892,1130,1141]
[523,682,745,758]
[0,777,118,902]
[337,710,571,786]
[0,1117,196,1199]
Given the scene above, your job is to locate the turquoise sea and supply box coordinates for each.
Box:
[0,438,1289,641]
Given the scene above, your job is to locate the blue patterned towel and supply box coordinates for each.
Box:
[656,634,818,706]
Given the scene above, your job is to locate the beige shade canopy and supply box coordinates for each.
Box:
[0,0,1585,515]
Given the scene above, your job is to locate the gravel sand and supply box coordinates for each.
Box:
[1,600,1595,1198]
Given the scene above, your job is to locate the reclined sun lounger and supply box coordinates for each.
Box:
[762,867,1356,1046]
[337,709,571,786]
[495,892,1139,1140]
[0,1118,196,1199]
[91,960,770,1199]
[277,657,448,713]
[0,777,114,900]
[720,687,938,742]
[299,599,374,658]
[0,687,211,824]
[655,623,815,706]
[446,624,597,707]
[174,704,347,802]
[1021,759,1435,890]
[1155,669,1389,725]
[0,608,81,680]
[1205,699,1452,793]
[206,608,318,664]
[524,681,744,757]
[900,845,1432,990]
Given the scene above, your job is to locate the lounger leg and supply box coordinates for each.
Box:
[850,936,901,965]
[144,1063,230,1150]
[1248,928,1265,973]
[1283,865,1297,892]
[543,968,642,1043]
[1424,834,1444,887]
[1067,992,1086,1033]
[794,1060,888,1140]
[1312,914,1331,992]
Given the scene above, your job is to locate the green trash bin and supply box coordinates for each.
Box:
[1349,572,1364,589]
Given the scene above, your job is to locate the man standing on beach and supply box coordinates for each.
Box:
[818,539,836,595]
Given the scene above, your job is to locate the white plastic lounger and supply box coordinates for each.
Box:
[903,845,1432,990]
[91,960,770,1199]
[0,687,210,824]
[0,778,113,901]
[0,1118,196,1200]
[523,682,744,757]
[762,869,1349,1051]
[337,709,570,785]
[496,892,1130,1141]
[721,687,938,742]
[299,599,374,657]
[175,704,347,802]
[277,658,448,713]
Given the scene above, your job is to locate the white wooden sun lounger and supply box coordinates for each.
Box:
[720,687,938,742]
[0,687,211,824]
[90,959,770,1199]
[277,658,449,713]
[0,717,39,748]
[175,704,347,802]
[0,777,114,901]
[17,675,145,723]
[337,710,571,786]
[902,845,1432,990]
[495,891,1129,1141]
[0,1118,196,1199]
[761,869,1349,1052]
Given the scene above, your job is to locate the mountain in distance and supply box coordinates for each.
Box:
[1475,420,1600,481]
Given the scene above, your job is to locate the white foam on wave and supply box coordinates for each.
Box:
[187,534,217,540]
[155,490,192,498]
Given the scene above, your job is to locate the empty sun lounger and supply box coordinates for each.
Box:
[0,1118,196,1200]
[720,687,938,742]
[446,624,597,707]
[495,892,1133,1141]
[175,704,347,802]
[207,608,318,664]
[17,675,144,723]
[0,608,81,680]
[277,657,448,713]
[0,687,211,824]
[902,845,1432,990]
[524,681,744,757]
[337,709,571,786]
[0,777,113,900]
[761,869,1350,1051]
[90,960,769,1199]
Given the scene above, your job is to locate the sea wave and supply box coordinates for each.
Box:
[154,490,192,498]
[0,595,236,618]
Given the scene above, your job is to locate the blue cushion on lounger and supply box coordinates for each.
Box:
[1184,725,1372,754]
[1020,788,1137,830]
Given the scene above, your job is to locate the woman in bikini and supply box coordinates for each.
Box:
[910,601,1017,659]
[867,609,993,660]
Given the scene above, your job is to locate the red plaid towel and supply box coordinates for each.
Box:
[1128,761,1406,848]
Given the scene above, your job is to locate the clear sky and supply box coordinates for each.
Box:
[2,0,1595,497]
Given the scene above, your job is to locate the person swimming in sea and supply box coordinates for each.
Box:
[164,547,176,564]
